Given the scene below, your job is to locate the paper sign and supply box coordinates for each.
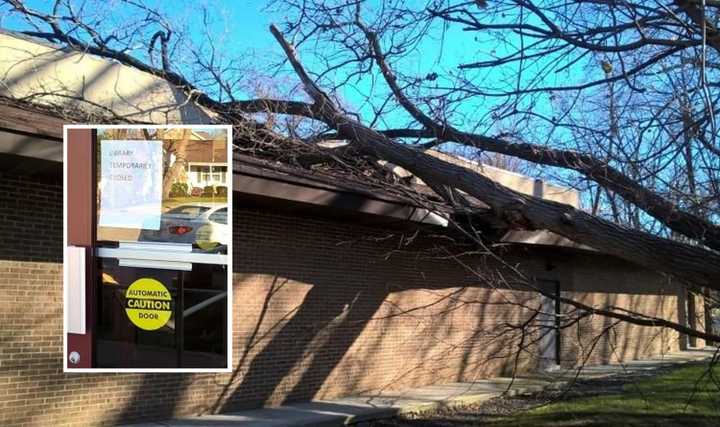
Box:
[99,140,163,230]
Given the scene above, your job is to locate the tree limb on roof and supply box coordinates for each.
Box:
[267,23,720,290]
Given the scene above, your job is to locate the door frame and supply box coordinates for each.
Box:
[64,128,97,369]
[63,125,233,372]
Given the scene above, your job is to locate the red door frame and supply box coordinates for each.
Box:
[66,128,97,369]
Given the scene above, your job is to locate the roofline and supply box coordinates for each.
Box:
[234,155,449,227]
[0,101,64,140]
[0,107,449,226]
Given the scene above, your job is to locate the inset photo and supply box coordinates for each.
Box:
[63,125,232,372]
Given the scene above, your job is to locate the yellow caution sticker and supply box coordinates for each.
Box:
[124,278,172,330]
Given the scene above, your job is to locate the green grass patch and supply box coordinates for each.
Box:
[493,364,720,426]
[163,196,227,210]
[165,196,227,204]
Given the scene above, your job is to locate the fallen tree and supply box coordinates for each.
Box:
[236,24,720,292]
[3,0,719,343]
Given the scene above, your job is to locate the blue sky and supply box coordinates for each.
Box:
[0,0,579,169]
[0,1,280,52]
[0,1,562,126]
[0,0,596,158]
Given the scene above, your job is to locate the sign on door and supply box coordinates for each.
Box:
[98,140,163,230]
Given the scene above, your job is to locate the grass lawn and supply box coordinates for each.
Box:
[163,196,227,210]
[491,364,720,426]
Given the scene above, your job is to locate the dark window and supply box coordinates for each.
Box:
[95,258,228,369]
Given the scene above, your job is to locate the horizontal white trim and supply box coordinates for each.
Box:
[66,368,233,373]
[118,258,193,271]
[64,124,232,129]
[97,247,227,265]
[188,162,228,167]
[119,241,192,252]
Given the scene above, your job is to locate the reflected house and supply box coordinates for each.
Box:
[0,29,713,427]
[185,135,228,190]
[161,129,229,193]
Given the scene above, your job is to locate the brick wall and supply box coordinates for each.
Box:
[0,173,685,426]
[0,173,62,263]
[558,255,681,367]
[228,209,540,409]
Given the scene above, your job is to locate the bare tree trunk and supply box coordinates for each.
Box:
[162,129,190,198]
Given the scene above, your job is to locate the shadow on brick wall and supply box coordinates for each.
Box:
[0,171,62,263]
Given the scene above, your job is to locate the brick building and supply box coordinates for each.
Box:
[0,30,705,426]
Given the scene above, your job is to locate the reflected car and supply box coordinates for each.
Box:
[139,203,228,250]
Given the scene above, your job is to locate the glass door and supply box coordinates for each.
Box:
[92,127,230,370]
[95,253,227,368]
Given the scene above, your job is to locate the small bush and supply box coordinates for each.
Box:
[203,185,215,197]
[190,187,204,197]
[169,182,188,197]
[215,186,227,197]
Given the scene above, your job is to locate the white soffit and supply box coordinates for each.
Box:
[0,129,61,162]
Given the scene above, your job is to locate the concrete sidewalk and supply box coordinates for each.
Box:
[127,348,714,427]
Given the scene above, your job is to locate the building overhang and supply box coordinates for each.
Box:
[233,157,449,227]
[0,103,63,181]
[0,104,448,227]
